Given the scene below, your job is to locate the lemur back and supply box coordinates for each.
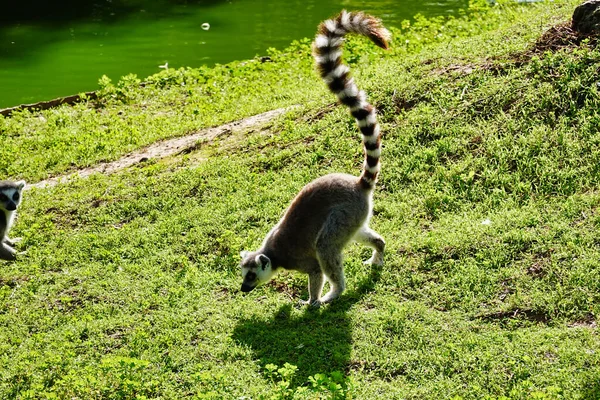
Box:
[239,10,389,306]
[0,180,26,261]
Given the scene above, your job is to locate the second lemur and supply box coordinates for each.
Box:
[240,10,390,306]
[0,180,26,261]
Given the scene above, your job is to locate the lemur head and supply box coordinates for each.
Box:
[0,180,26,212]
[239,251,277,292]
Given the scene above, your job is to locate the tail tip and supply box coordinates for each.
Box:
[367,18,391,49]
[373,28,391,50]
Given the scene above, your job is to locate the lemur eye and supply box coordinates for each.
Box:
[0,194,7,201]
[12,192,19,201]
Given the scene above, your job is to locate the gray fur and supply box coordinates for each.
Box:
[240,174,385,306]
[239,11,388,306]
[0,180,26,261]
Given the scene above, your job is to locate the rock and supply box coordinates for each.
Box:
[572,0,600,34]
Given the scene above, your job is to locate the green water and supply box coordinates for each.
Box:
[0,0,467,108]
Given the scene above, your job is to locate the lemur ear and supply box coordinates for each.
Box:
[240,250,250,259]
[255,254,271,270]
[16,180,26,191]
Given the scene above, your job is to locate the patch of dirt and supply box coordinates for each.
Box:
[392,96,423,113]
[532,21,598,53]
[491,21,600,68]
[498,279,515,302]
[0,91,98,117]
[431,21,600,79]
[568,314,597,329]
[527,249,554,278]
[476,308,550,324]
[298,103,336,123]
[29,107,293,190]
[213,286,231,300]
[347,360,409,382]
[267,280,301,299]
[346,359,380,374]
[431,64,476,76]
[0,275,30,288]
[50,285,106,313]
[527,262,546,278]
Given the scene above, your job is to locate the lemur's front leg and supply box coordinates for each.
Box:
[4,237,22,247]
[0,242,16,261]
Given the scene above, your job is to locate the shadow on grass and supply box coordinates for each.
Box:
[232,262,383,385]
[582,375,600,399]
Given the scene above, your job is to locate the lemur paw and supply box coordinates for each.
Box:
[364,252,384,266]
[5,237,22,247]
[298,299,322,308]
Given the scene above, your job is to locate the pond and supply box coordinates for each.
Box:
[0,0,467,108]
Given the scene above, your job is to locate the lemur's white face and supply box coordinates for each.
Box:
[239,251,277,292]
[0,180,25,212]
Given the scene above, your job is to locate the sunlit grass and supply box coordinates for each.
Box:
[2,0,599,399]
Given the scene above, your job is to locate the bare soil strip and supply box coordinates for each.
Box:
[29,107,292,190]
[0,91,99,117]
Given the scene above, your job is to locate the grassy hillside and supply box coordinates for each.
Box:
[2,0,600,398]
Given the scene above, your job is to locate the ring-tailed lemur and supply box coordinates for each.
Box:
[0,180,26,261]
[239,10,390,306]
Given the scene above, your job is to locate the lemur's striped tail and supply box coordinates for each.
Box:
[313,10,390,190]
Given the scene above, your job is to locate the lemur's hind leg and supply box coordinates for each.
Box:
[313,211,359,305]
[354,226,385,266]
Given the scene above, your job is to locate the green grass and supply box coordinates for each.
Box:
[2,0,600,398]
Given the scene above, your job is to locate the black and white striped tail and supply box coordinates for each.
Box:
[313,10,390,190]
